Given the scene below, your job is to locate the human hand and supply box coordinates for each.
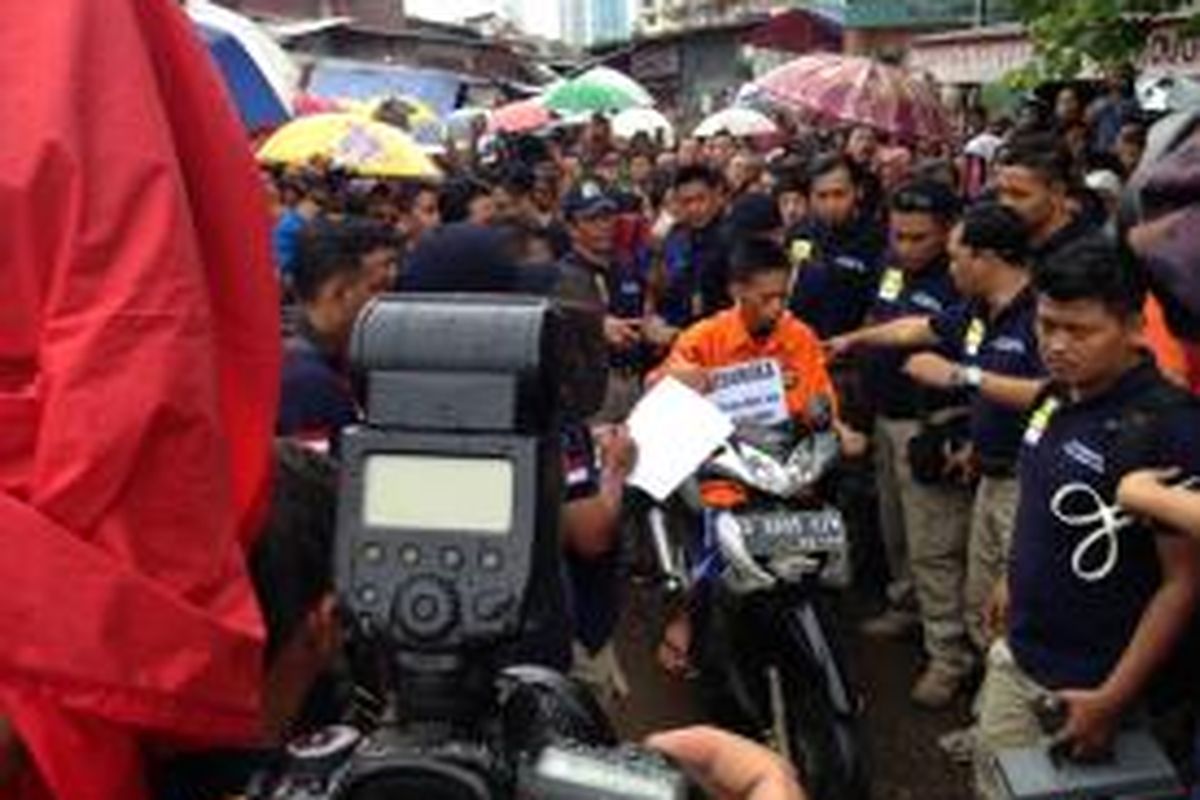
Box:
[1117,468,1180,515]
[1056,688,1121,762]
[670,364,713,394]
[903,353,960,390]
[834,421,869,459]
[643,316,681,349]
[943,441,977,485]
[647,726,806,800]
[604,316,643,351]
[594,424,638,481]
[823,334,856,362]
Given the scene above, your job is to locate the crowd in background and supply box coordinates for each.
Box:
[262,71,1200,800]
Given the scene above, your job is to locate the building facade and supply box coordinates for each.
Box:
[561,0,633,47]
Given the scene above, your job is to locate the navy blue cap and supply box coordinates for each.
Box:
[402,222,553,294]
[561,180,618,221]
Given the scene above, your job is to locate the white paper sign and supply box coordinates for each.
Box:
[626,377,735,502]
[707,358,788,426]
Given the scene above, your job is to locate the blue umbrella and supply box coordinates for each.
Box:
[197,22,290,131]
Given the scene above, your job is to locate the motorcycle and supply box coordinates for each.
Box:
[643,396,870,800]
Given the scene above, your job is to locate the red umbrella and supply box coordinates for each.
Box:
[751,54,951,142]
[489,97,554,134]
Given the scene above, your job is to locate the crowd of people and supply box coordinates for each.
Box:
[264,75,1200,799]
[3,5,1199,797]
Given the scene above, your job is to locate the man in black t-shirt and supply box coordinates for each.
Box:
[974,239,1200,800]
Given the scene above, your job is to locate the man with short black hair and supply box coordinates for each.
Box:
[439,175,496,226]
[278,219,396,450]
[652,237,837,432]
[847,181,976,707]
[651,164,733,334]
[786,153,887,341]
[828,202,1047,655]
[995,132,1099,269]
[152,442,344,800]
[973,238,1200,799]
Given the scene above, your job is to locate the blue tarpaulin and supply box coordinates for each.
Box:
[308,59,465,116]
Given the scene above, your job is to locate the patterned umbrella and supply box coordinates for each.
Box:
[489,97,554,134]
[258,113,441,179]
[751,54,951,142]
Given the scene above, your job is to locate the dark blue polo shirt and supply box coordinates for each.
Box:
[658,217,732,328]
[277,326,358,452]
[863,257,966,420]
[658,225,700,328]
[786,215,887,339]
[1008,361,1200,689]
[931,286,1045,470]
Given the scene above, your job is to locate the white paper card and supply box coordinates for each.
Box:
[626,377,734,501]
[707,358,788,426]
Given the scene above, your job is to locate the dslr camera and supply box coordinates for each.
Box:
[252,295,688,800]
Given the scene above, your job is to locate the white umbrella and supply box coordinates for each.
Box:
[695,107,778,138]
[1137,74,1200,114]
[187,0,299,111]
[612,107,675,146]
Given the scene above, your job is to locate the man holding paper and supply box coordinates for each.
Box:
[648,237,861,497]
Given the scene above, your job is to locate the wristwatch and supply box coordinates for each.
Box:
[955,364,984,390]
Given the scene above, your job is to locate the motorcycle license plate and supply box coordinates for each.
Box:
[733,509,847,557]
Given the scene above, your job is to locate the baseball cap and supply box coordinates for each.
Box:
[561,180,618,221]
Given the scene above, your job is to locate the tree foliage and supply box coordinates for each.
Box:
[1009,0,1200,84]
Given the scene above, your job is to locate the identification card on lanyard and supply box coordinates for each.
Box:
[964,317,987,358]
[1023,396,1061,447]
[878,268,904,302]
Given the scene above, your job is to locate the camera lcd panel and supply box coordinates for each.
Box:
[362,454,514,535]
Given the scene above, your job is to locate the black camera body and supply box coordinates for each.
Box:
[253,295,687,800]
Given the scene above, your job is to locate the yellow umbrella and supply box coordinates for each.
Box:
[257,113,442,179]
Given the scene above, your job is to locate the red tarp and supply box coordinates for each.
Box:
[0,0,281,797]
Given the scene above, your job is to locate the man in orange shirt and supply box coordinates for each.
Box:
[650,237,848,433]
[650,237,862,672]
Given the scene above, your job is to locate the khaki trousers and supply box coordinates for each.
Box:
[973,639,1051,800]
[965,476,1020,653]
[877,418,975,673]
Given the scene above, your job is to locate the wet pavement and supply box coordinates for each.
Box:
[610,583,975,799]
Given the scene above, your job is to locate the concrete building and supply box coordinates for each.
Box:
[561,0,635,47]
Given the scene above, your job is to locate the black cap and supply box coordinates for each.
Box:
[561,180,618,221]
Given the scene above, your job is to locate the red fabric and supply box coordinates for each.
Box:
[0,0,280,797]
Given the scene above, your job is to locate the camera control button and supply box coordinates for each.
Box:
[480,549,503,572]
[473,590,514,621]
[400,545,421,567]
[441,547,464,571]
[362,543,385,564]
[394,576,458,641]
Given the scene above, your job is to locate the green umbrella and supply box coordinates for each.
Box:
[542,66,654,115]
